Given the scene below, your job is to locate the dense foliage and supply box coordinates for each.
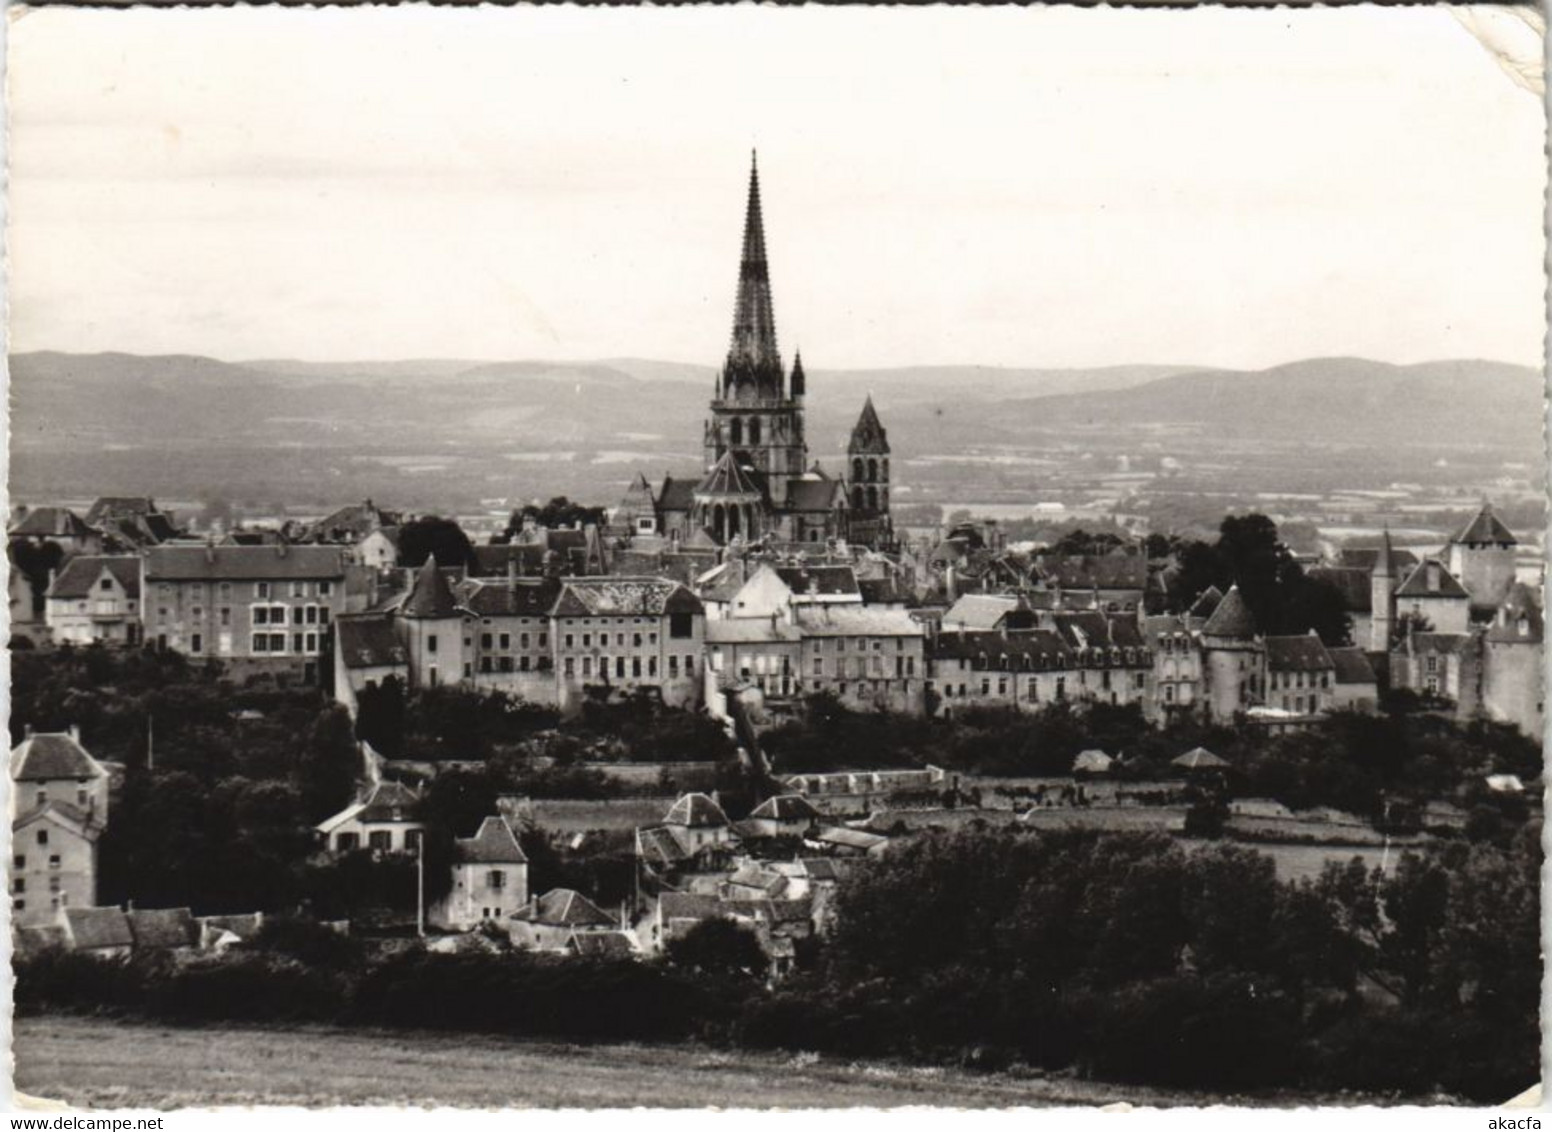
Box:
[16,826,1538,1100]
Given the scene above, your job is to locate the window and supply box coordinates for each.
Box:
[336,832,359,852]
[319,581,333,596]
[220,607,231,627]
[257,582,270,599]
[481,633,493,649]
[565,634,575,648]
[670,655,680,677]
[480,657,494,674]
[36,831,47,846]
[12,855,22,870]
[368,831,392,851]
[538,632,548,648]
[305,606,318,624]
[616,657,626,678]
[269,633,286,652]
[293,607,305,626]
[488,870,506,890]
[291,582,305,598]
[100,577,113,592]
[633,633,643,648]
[582,657,593,676]
[684,656,694,676]
[564,657,575,676]
[293,633,305,653]
[583,633,592,647]
[11,878,22,894]
[253,634,269,653]
[191,633,203,654]
[427,634,439,654]
[516,656,527,672]
[632,657,642,678]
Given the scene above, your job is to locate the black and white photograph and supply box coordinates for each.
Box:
[4,3,1546,1112]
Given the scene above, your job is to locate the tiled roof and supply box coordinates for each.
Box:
[456,577,561,617]
[65,906,133,951]
[727,863,791,897]
[775,566,859,597]
[357,780,422,824]
[749,794,820,822]
[126,907,199,950]
[1264,634,1335,671]
[1327,646,1378,685]
[402,555,461,618]
[1452,502,1517,546]
[1201,585,1257,639]
[1307,567,1373,614]
[335,615,407,670]
[12,732,106,782]
[570,930,637,958]
[144,544,345,581]
[458,816,527,864]
[665,792,729,828]
[513,888,615,928]
[10,507,96,540]
[553,577,702,618]
[1395,559,1470,600]
[793,605,923,638]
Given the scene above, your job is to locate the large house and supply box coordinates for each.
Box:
[432,816,529,931]
[11,729,109,929]
[143,544,352,681]
[45,556,143,646]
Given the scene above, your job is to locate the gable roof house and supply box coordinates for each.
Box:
[433,815,530,932]
[316,779,424,855]
[508,887,619,951]
[45,556,144,646]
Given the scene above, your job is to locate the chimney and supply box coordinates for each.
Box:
[68,724,80,744]
[23,724,32,739]
[507,556,518,586]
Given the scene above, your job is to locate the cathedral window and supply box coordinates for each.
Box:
[749,418,761,445]
[730,418,743,445]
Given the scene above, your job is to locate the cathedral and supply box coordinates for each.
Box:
[651,156,894,550]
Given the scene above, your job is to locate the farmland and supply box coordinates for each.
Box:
[15,1015,1249,1109]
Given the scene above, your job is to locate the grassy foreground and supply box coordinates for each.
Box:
[14,1015,1241,1109]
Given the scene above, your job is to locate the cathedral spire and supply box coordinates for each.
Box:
[724,152,783,396]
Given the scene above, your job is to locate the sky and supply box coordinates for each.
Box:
[7,5,1547,371]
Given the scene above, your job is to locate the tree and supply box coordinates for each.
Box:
[497,497,607,540]
[666,917,769,981]
[355,675,407,757]
[396,516,474,569]
[296,706,361,823]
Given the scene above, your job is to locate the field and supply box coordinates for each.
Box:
[12,1015,1250,1109]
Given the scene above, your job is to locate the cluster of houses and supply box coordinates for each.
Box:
[9,490,1544,744]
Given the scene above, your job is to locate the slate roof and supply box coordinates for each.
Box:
[513,888,616,928]
[784,477,846,513]
[1037,553,1148,591]
[930,628,1075,668]
[65,906,133,951]
[695,451,764,500]
[1395,559,1470,600]
[335,615,408,670]
[458,816,527,865]
[749,794,821,822]
[1264,634,1335,671]
[10,507,96,540]
[1201,585,1257,639]
[126,907,199,950]
[1327,646,1378,685]
[1486,583,1544,644]
[665,793,729,828]
[857,577,907,605]
[941,594,1021,631]
[1307,567,1372,614]
[776,565,860,598]
[658,476,696,514]
[553,577,702,618]
[12,732,106,782]
[848,395,890,455]
[1452,502,1517,546]
[1050,611,1147,652]
[144,544,345,581]
[402,555,462,618]
[356,780,422,823]
[1187,586,1225,620]
[456,577,562,617]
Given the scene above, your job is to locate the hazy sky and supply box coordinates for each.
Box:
[8,5,1546,370]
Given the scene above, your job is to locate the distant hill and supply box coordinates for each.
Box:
[994,357,1544,448]
[8,350,1542,508]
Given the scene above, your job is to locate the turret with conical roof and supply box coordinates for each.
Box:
[1369,526,1397,651]
[400,553,464,688]
[1198,583,1266,723]
[403,554,460,619]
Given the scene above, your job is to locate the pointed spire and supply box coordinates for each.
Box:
[790,349,806,398]
[848,394,890,455]
[403,553,459,619]
[724,152,783,396]
[1377,524,1395,579]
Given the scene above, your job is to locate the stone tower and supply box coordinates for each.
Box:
[703,153,808,503]
[1369,526,1396,652]
[847,394,892,548]
[1447,501,1518,613]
